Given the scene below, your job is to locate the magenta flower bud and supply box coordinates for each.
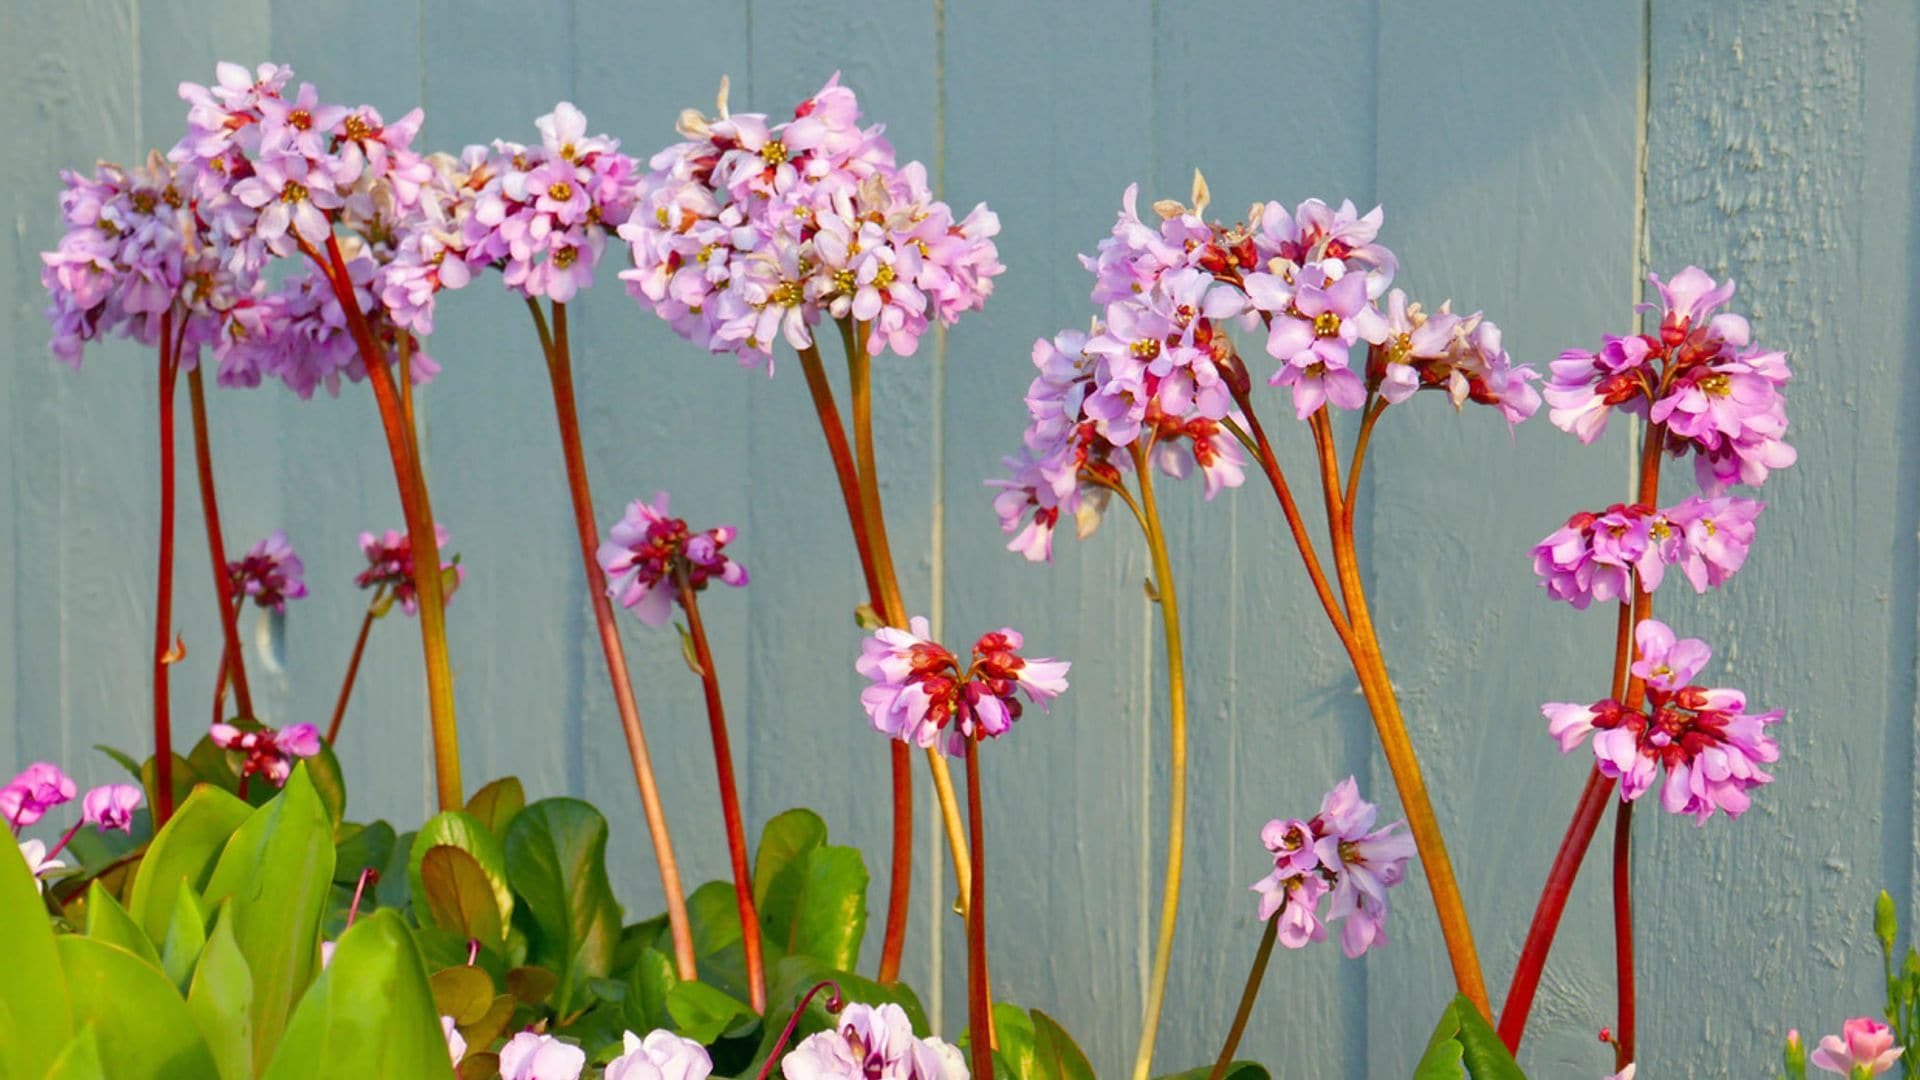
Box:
[80,784,144,833]
[1,763,78,828]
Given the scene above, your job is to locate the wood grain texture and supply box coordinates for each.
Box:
[1,1,1914,1073]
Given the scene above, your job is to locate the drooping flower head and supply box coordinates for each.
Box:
[228,529,309,612]
[1543,618,1782,823]
[498,1031,587,1080]
[1,763,78,828]
[605,1028,713,1080]
[781,1002,969,1080]
[355,524,464,615]
[622,75,1002,370]
[596,492,748,627]
[1249,777,1416,958]
[1809,1018,1903,1076]
[210,721,322,788]
[1530,495,1763,609]
[80,784,145,833]
[1545,267,1794,495]
[855,618,1069,755]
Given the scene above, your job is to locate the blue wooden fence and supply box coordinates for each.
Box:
[3,0,1916,1074]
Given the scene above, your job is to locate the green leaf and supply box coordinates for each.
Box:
[465,776,526,836]
[507,964,561,1007]
[0,817,72,1077]
[261,909,455,1079]
[58,935,219,1079]
[126,784,251,944]
[43,1026,108,1080]
[764,845,868,970]
[95,744,144,782]
[1031,1010,1097,1080]
[302,741,348,824]
[1417,994,1524,1080]
[188,906,256,1080]
[430,966,496,1025]
[675,622,704,676]
[623,947,679,1034]
[665,980,755,1044]
[333,820,396,887]
[139,752,205,820]
[985,1004,1038,1078]
[408,811,512,941]
[159,881,211,992]
[1154,1064,1270,1080]
[421,845,507,946]
[1876,889,1899,954]
[503,798,621,1015]
[84,880,161,968]
[753,808,828,913]
[201,764,337,1072]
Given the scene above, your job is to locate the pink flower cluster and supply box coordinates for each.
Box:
[210,721,322,788]
[7,762,144,895]
[1545,267,1795,494]
[596,492,748,627]
[1249,777,1416,959]
[1544,619,1781,823]
[228,529,309,613]
[621,75,1002,367]
[856,618,1069,755]
[1530,495,1763,608]
[2,763,79,829]
[356,524,464,615]
[781,1002,968,1080]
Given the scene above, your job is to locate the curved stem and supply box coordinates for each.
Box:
[310,236,462,810]
[538,301,699,980]
[327,598,379,745]
[677,571,765,1013]
[1224,393,1355,645]
[1208,916,1280,1080]
[963,735,995,1080]
[1344,397,1387,511]
[754,981,845,1080]
[1612,799,1636,1069]
[186,367,253,720]
[1128,443,1190,1080]
[151,311,180,825]
[839,319,906,624]
[795,343,886,614]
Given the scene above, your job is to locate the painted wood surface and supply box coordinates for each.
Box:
[2,1,1915,1074]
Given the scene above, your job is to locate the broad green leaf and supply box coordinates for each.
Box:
[503,798,621,1014]
[623,946,679,1034]
[261,909,454,1079]
[685,880,744,957]
[982,1004,1037,1079]
[160,881,210,992]
[187,907,255,1080]
[465,776,525,836]
[430,966,495,1025]
[665,980,755,1044]
[460,995,516,1056]
[507,964,561,1006]
[84,881,160,968]
[301,742,347,824]
[202,764,337,1072]
[333,820,396,887]
[0,820,72,1077]
[407,811,512,937]
[1417,994,1523,1080]
[57,935,219,1079]
[43,1026,107,1080]
[1031,1010,1097,1080]
[752,808,828,912]
[764,845,868,970]
[127,784,251,943]
[421,845,507,946]
[1154,1065,1270,1080]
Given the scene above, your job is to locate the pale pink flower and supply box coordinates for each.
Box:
[604,1029,712,1080]
[80,784,144,833]
[499,1031,587,1080]
[16,839,66,894]
[1,763,78,828]
[596,492,747,627]
[1810,1017,1903,1076]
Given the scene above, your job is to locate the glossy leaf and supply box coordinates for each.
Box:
[43,1026,107,1080]
[1031,1010,1098,1080]
[983,1004,1037,1078]
[460,994,517,1055]
[83,880,161,968]
[0,817,72,1077]
[160,881,210,992]
[261,909,454,1079]
[465,776,525,836]
[666,980,756,1044]
[201,764,337,1072]
[407,811,512,939]
[58,935,219,1079]
[421,845,507,946]
[1154,1065,1270,1080]
[430,965,496,1026]
[752,807,828,912]
[126,784,251,944]
[1417,994,1524,1080]
[503,798,621,1014]
[507,964,561,1006]
[763,845,867,970]
[623,946,679,1035]
[187,907,255,1080]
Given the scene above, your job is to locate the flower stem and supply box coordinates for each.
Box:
[1128,442,1190,1080]
[1344,396,1388,511]
[963,734,995,1080]
[327,596,379,745]
[151,310,181,825]
[676,570,766,1014]
[310,235,462,810]
[1612,799,1636,1069]
[1207,915,1280,1080]
[1498,767,1616,1048]
[536,300,699,981]
[186,366,253,720]
[212,594,240,728]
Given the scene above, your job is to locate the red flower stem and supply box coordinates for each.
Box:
[307,235,462,810]
[535,300,698,981]
[211,595,239,728]
[43,817,87,863]
[963,734,994,1080]
[1612,799,1636,1069]
[1207,914,1280,1080]
[151,310,181,825]
[1224,389,1355,644]
[326,596,379,745]
[1343,395,1388,511]
[675,571,765,1013]
[186,366,253,720]
[794,342,885,614]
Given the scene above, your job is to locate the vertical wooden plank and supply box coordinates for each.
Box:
[1371,2,1644,1074]
[939,0,1155,1060]
[1638,1,1920,1071]
[266,0,434,826]
[1147,1,1380,1070]
[568,1,751,912]
[742,3,946,1012]
[2,1,143,787]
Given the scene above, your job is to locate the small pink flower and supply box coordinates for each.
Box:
[1810,1017,1903,1076]
[855,618,1069,755]
[80,784,144,833]
[442,1016,467,1065]
[781,1002,965,1080]
[356,524,464,615]
[605,1029,712,1080]
[1,763,78,828]
[1250,777,1413,958]
[228,529,309,613]
[498,1031,586,1080]
[211,720,322,788]
[596,492,747,627]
